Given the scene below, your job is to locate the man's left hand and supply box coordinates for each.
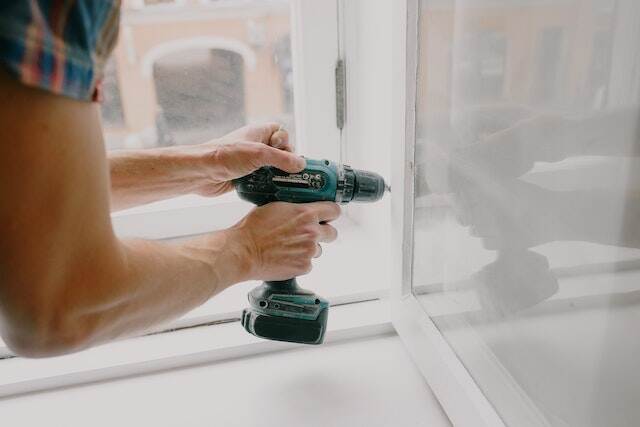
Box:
[193,123,306,197]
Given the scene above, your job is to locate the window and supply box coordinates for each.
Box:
[533,27,564,104]
[105,0,321,322]
[152,48,246,146]
[457,30,507,102]
[0,0,397,395]
[100,59,126,129]
[102,0,387,322]
[394,0,640,425]
[103,0,294,150]
[144,0,180,5]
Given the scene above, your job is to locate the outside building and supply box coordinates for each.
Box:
[102,0,624,149]
[101,0,292,150]
[417,0,619,119]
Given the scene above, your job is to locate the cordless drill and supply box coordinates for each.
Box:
[234,158,388,345]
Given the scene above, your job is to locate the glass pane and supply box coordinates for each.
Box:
[101,0,293,150]
[413,0,640,425]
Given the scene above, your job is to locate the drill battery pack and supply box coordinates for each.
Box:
[241,306,328,345]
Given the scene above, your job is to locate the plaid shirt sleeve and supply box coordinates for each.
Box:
[0,0,120,102]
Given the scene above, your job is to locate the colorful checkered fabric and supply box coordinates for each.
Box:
[0,1,121,101]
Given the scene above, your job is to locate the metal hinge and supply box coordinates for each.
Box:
[335,58,346,130]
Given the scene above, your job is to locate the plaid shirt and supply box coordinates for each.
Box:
[0,0,121,101]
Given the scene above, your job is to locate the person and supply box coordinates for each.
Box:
[0,2,340,357]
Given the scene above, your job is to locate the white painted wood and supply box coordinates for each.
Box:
[290,0,341,160]
[389,1,504,426]
[394,296,505,427]
[0,335,451,427]
[0,300,392,399]
[112,195,249,239]
[112,1,343,241]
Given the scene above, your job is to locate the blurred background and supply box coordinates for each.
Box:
[101,0,293,150]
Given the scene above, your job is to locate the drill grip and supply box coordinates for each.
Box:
[265,278,299,292]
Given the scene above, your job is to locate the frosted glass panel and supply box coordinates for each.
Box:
[413,0,640,425]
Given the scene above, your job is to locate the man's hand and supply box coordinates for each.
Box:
[192,123,306,197]
[109,123,305,211]
[225,202,340,281]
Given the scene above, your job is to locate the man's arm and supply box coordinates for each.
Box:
[0,71,339,357]
[108,123,299,211]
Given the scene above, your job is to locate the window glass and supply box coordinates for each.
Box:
[413,0,640,425]
[152,48,246,146]
[2,0,354,358]
[101,0,293,150]
[101,59,126,128]
[99,0,376,324]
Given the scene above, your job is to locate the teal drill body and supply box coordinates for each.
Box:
[234,158,339,205]
[234,158,387,345]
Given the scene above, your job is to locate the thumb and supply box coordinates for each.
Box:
[257,144,306,173]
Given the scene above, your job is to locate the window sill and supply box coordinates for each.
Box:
[112,193,247,240]
[0,299,392,399]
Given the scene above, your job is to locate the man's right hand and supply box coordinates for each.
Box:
[226,202,341,281]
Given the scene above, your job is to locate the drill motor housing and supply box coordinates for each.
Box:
[234,158,387,345]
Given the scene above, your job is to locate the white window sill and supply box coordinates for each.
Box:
[0,298,392,399]
[112,193,248,240]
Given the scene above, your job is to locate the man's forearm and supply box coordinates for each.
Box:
[108,124,301,211]
[109,146,209,211]
[82,230,248,350]
[3,227,249,357]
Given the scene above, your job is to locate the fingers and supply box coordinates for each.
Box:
[256,143,306,173]
[317,223,338,243]
[251,122,292,151]
[269,126,292,152]
[306,202,341,223]
[226,122,293,151]
[313,244,322,258]
[259,122,290,151]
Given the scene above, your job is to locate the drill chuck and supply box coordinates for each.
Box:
[337,165,388,203]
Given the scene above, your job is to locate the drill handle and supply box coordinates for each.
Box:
[264,278,299,292]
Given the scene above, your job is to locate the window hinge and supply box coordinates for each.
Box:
[335,58,346,130]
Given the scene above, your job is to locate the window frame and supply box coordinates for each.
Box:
[0,298,392,399]
[0,0,396,397]
[112,0,342,241]
[391,1,640,425]
[389,1,505,426]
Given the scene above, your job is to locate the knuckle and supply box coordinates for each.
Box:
[327,226,338,240]
[302,241,317,255]
[302,262,313,274]
[293,204,308,213]
[305,227,320,240]
[299,210,317,223]
[250,143,269,158]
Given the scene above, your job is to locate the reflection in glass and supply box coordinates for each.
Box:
[413,1,640,425]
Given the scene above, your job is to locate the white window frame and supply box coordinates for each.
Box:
[0,0,396,399]
[389,1,505,426]
[0,299,392,399]
[391,2,640,426]
[114,0,342,241]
